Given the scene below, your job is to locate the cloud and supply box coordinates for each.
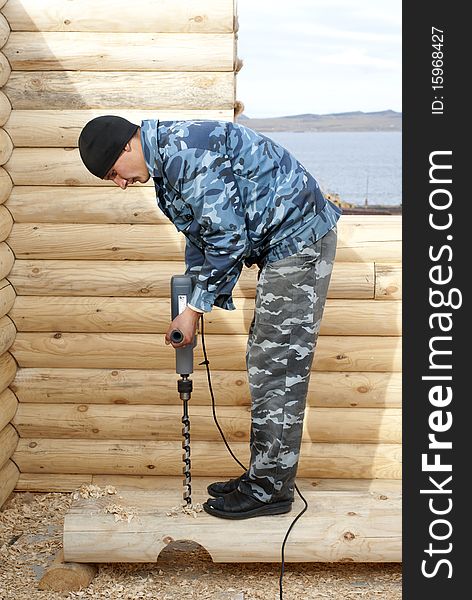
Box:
[236,0,401,117]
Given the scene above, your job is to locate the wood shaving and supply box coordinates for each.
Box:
[166,503,204,518]
[71,484,117,501]
[103,503,139,523]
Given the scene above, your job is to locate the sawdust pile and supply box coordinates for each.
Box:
[71,485,118,500]
[0,491,402,600]
[167,503,204,518]
[71,484,140,524]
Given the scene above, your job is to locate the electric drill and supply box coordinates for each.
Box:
[170,275,197,505]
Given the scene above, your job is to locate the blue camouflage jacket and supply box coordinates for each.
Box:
[140,119,342,313]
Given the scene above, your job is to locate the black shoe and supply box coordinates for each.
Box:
[203,489,292,520]
[207,475,243,498]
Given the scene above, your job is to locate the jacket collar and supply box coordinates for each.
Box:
[140,119,164,178]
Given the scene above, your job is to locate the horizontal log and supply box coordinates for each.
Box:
[9,296,402,336]
[4,110,234,147]
[3,71,235,110]
[2,0,235,33]
[4,186,401,261]
[11,368,401,408]
[0,91,11,127]
[63,484,401,564]
[0,460,19,509]
[38,549,98,593]
[0,128,13,165]
[13,403,401,444]
[6,220,401,263]
[0,242,14,278]
[4,32,235,71]
[0,279,14,315]
[0,166,13,203]
[0,13,9,48]
[8,258,376,299]
[0,315,16,354]
[375,263,402,300]
[7,185,162,222]
[17,473,93,492]
[0,423,18,470]
[0,352,16,392]
[0,52,10,87]
[16,474,401,494]
[0,387,17,430]
[11,332,402,371]
[0,204,13,241]
[13,438,402,479]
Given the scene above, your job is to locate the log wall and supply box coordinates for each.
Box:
[0,0,402,506]
[0,6,20,510]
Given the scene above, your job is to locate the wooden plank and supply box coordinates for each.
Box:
[6,221,401,262]
[0,423,19,470]
[10,332,402,371]
[0,352,16,393]
[12,404,401,444]
[0,242,14,278]
[11,368,401,408]
[4,110,235,147]
[0,460,20,509]
[63,482,401,563]
[4,32,235,71]
[9,297,402,336]
[8,259,375,300]
[3,71,235,110]
[0,388,17,431]
[13,438,401,479]
[2,0,236,33]
[375,262,402,300]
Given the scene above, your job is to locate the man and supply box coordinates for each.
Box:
[78,115,341,519]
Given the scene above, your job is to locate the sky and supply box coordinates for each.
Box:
[236,0,402,118]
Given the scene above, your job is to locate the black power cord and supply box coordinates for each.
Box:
[198,314,309,600]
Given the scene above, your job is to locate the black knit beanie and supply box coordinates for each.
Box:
[78,115,139,179]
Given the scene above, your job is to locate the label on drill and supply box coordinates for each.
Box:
[178,294,188,315]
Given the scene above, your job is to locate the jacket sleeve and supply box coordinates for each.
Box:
[165,148,250,312]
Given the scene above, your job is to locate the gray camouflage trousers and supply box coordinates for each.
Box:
[238,226,338,503]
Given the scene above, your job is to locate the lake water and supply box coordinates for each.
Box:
[266,131,402,206]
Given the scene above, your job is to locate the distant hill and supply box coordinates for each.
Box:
[237,110,402,132]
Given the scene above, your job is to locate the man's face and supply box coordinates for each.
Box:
[104,132,150,189]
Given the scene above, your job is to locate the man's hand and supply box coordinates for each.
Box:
[165,306,201,348]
